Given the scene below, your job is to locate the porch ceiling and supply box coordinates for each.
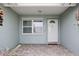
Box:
[11,6,68,16]
[3,3,76,16]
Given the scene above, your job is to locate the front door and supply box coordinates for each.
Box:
[48,19,58,44]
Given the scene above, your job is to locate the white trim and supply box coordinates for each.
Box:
[23,26,32,27]
[32,20,33,34]
[22,33,44,35]
[22,17,44,21]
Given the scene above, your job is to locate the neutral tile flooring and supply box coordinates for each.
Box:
[0,44,74,56]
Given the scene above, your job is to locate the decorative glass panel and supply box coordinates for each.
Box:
[23,21,32,26]
[23,27,32,33]
[33,20,43,33]
[50,20,55,23]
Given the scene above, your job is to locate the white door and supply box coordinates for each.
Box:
[48,19,58,44]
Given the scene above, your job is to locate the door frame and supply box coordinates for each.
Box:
[47,19,58,44]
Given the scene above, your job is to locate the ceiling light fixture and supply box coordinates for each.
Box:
[38,10,42,13]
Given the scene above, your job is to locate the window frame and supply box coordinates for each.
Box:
[22,18,44,35]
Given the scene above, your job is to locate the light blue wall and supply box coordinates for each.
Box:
[19,16,60,44]
[60,4,79,55]
[0,6,19,50]
[0,5,60,50]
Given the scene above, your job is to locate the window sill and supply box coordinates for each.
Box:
[22,33,44,35]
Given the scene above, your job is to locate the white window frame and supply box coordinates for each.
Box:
[22,18,44,35]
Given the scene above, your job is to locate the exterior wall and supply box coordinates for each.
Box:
[0,5,60,49]
[19,16,60,44]
[60,4,79,55]
[0,6,19,50]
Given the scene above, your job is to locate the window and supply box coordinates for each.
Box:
[33,20,43,33]
[22,19,43,34]
[22,20,32,33]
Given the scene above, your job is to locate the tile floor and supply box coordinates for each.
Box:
[0,44,74,56]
